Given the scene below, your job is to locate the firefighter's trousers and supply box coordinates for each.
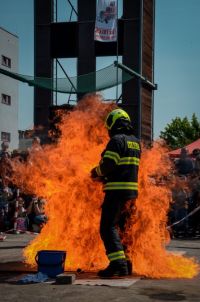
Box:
[100,192,135,257]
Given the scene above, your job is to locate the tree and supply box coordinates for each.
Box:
[160,114,200,150]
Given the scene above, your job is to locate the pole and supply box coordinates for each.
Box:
[57,59,77,93]
[116,0,119,101]
[114,61,157,90]
[67,0,78,16]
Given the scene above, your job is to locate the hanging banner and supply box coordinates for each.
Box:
[94,0,118,42]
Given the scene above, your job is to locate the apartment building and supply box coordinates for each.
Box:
[0,27,19,150]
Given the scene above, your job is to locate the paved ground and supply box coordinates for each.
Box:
[0,234,200,302]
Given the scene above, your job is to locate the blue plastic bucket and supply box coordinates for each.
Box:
[35,250,66,278]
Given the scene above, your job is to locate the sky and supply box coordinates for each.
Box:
[0,0,200,138]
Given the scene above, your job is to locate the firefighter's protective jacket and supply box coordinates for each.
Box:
[95,133,141,199]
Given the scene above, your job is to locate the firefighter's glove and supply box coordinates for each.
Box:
[90,167,98,179]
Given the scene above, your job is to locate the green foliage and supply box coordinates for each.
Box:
[160,113,200,150]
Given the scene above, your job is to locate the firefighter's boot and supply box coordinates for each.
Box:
[98,259,128,278]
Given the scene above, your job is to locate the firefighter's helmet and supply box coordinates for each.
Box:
[105,109,131,130]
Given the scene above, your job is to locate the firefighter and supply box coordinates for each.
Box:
[91,108,141,277]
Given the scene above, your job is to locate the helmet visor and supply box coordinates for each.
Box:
[105,109,131,130]
[105,113,114,130]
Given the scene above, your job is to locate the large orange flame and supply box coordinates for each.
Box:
[12,95,199,278]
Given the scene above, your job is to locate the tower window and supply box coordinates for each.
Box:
[1,55,11,68]
[1,94,11,105]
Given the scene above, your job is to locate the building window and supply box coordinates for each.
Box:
[1,94,11,106]
[1,132,11,142]
[1,55,11,68]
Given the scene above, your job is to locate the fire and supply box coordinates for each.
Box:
[12,94,199,278]
[124,144,199,278]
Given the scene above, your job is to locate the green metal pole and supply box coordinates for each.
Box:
[114,61,157,90]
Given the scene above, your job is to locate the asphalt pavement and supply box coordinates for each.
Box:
[0,234,200,302]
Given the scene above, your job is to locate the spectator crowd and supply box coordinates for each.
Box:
[0,139,47,239]
[169,147,200,238]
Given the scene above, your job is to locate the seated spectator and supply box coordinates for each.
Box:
[15,197,28,232]
[175,148,194,175]
[26,196,47,232]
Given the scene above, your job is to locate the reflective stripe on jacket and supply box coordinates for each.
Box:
[95,134,141,198]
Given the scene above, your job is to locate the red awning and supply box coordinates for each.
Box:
[169,138,200,157]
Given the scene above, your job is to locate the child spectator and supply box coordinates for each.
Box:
[15,197,28,232]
